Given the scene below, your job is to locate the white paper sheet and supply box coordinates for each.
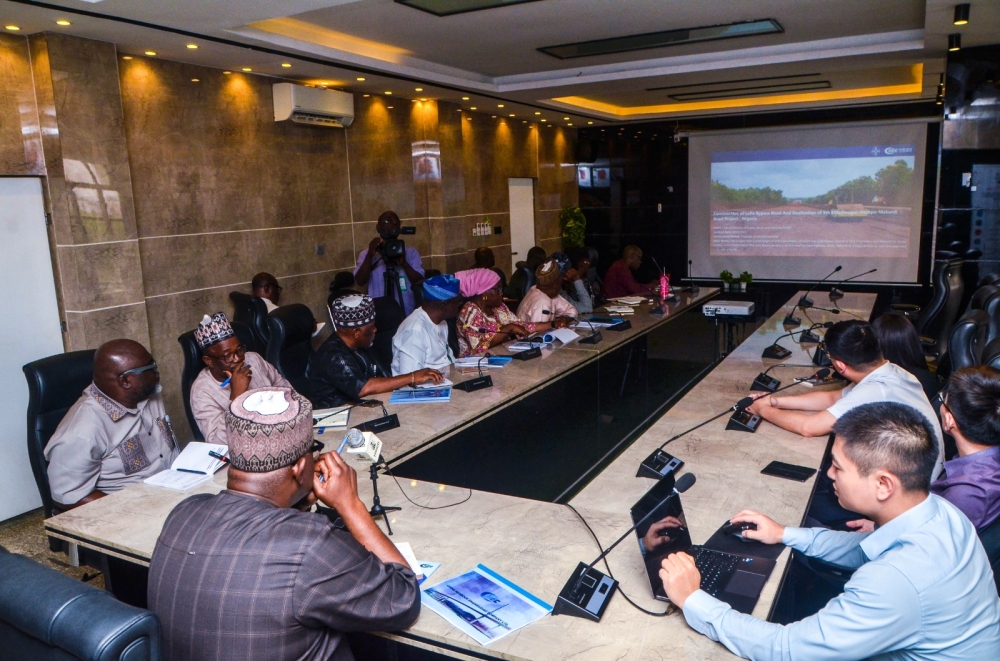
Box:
[144,470,212,491]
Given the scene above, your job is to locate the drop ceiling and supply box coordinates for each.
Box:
[1,0,995,123]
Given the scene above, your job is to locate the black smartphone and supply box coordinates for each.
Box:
[761,461,817,482]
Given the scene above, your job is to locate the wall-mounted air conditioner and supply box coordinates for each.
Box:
[273,82,354,128]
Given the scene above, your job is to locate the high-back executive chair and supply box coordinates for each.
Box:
[265,304,316,399]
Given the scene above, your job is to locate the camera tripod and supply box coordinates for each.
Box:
[381,256,408,311]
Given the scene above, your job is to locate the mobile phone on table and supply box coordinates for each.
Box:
[761,461,816,482]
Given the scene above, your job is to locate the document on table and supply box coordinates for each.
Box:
[144,469,212,491]
[417,378,453,388]
[172,442,227,474]
[454,357,511,369]
[313,405,351,430]
[543,328,580,344]
[611,296,645,305]
[422,564,552,645]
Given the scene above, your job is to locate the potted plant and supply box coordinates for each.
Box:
[739,271,753,292]
[560,206,587,250]
[720,270,734,292]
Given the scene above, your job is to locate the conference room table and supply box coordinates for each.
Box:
[44,290,876,660]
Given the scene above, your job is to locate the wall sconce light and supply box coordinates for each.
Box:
[953,3,970,25]
[948,33,961,51]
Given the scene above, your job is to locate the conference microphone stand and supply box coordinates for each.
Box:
[684,259,699,294]
[554,473,697,621]
[829,268,877,300]
[785,265,842,325]
[637,367,832,477]
[762,322,832,360]
[368,455,401,536]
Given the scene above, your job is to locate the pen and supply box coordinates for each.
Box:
[176,468,206,475]
[219,377,231,388]
[208,450,229,463]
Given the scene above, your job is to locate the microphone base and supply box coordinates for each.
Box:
[828,288,844,300]
[797,296,814,308]
[354,414,400,434]
[727,409,761,433]
[512,347,542,360]
[608,319,632,331]
[578,331,603,344]
[812,346,832,367]
[751,373,781,393]
[782,313,801,326]
[553,562,618,623]
[798,330,822,344]
[454,375,493,392]
[762,343,792,360]
[637,449,684,480]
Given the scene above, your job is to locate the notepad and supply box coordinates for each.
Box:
[172,442,228,474]
[389,387,452,404]
[611,296,645,306]
[313,406,350,430]
[454,356,512,369]
[144,469,212,492]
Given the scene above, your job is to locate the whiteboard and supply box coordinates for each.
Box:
[0,178,64,521]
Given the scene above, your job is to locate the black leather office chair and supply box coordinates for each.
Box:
[978,516,1000,596]
[980,272,1000,288]
[177,321,256,441]
[512,266,535,300]
[22,350,97,528]
[229,292,270,353]
[983,338,1000,371]
[265,304,316,399]
[446,317,460,357]
[969,285,1000,346]
[373,296,404,372]
[943,309,990,377]
[894,257,964,358]
[0,546,160,661]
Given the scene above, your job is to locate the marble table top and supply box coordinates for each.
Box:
[45,291,877,660]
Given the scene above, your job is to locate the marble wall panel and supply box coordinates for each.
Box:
[537,126,577,212]
[461,113,537,215]
[64,303,150,352]
[119,60,352,237]
[55,240,146,311]
[347,96,428,223]
[138,223,355,298]
[534,208,562,246]
[437,101,467,217]
[33,34,138,247]
[0,34,43,175]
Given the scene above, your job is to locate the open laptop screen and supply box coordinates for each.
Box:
[630,476,691,600]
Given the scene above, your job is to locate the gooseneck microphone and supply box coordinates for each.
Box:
[554,473,697,621]
[785,266,842,325]
[829,268,877,300]
[686,260,699,294]
[762,322,833,360]
[336,428,365,455]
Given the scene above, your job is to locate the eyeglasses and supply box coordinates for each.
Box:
[119,361,158,377]
[310,440,325,456]
[213,345,246,363]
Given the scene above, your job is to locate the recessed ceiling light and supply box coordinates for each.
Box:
[363,93,370,97]
[563,117,570,120]
[242,67,252,72]
[356,77,366,81]
[457,109,462,112]
[122,56,133,60]
[385,91,393,95]
[541,119,547,122]
[535,111,541,115]
[56,20,71,26]
[421,98,428,101]
[588,121,593,124]
[191,78,200,82]
[498,104,504,108]
[492,115,497,118]
[186,44,198,49]
[415,87,423,91]
[470,106,477,110]
[387,105,394,109]
[523,120,527,123]
[568,123,573,126]
[462,96,470,100]
[281,63,292,68]
[223,71,231,75]
[509,113,515,117]
[145,51,157,56]
[5,25,20,31]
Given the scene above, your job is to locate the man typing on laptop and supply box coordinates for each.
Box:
[659,402,1000,660]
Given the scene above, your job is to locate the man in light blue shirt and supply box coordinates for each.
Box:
[660,401,1000,660]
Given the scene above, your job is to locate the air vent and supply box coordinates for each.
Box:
[539,19,783,60]
[647,73,830,101]
[395,0,540,16]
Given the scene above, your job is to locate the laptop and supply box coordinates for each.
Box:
[630,475,779,614]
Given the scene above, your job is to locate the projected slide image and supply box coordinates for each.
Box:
[710,146,917,257]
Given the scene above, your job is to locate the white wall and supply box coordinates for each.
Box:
[0,178,64,521]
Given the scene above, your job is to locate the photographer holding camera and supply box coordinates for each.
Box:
[354,210,425,316]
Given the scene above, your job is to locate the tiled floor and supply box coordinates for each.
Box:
[0,508,104,588]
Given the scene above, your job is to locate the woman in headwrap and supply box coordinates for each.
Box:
[454,268,560,357]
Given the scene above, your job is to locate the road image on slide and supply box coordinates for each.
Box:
[710,145,917,257]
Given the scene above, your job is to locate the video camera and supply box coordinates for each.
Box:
[377,226,416,261]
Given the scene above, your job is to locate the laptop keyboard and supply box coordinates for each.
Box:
[692,547,741,597]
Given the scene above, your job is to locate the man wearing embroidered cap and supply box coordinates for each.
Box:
[189,311,290,445]
[150,387,420,661]
[516,259,578,324]
[392,274,463,375]
[307,294,444,408]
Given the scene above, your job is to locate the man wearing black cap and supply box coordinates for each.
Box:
[149,387,420,661]
[307,294,443,408]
